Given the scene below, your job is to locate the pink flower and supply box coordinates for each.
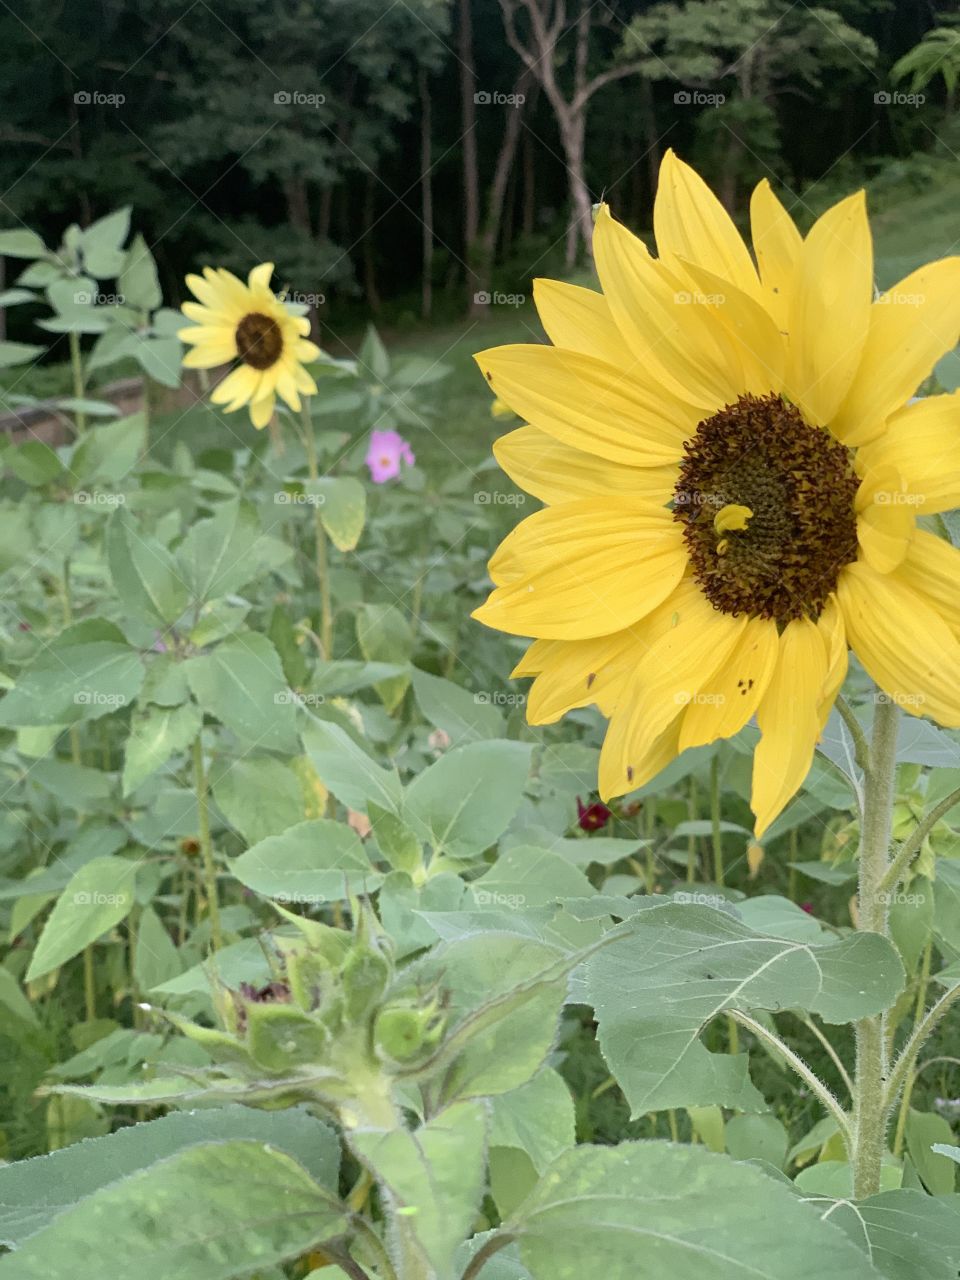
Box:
[365,429,415,483]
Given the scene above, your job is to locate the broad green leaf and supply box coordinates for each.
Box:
[132,334,182,387]
[490,1068,575,1175]
[0,229,46,258]
[0,965,38,1029]
[724,1113,789,1169]
[506,1142,875,1279]
[819,1188,960,1280]
[301,716,402,813]
[231,818,379,905]
[6,440,62,485]
[359,324,390,379]
[351,1102,486,1280]
[80,207,130,278]
[411,667,504,744]
[0,340,45,367]
[132,905,182,992]
[306,476,366,551]
[0,1140,349,1280]
[587,902,904,1115]
[0,1106,339,1247]
[904,1108,956,1194]
[402,933,567,1102]
[309,660,407,697]
[209,756,305,844]
[123,701,201,795]
[119,234,162,311]
[471,846,595,910]
[27,857,137,981]
[176,501,264,602]
[107,508,189,627]
[184,631,298,752]
[504,826,647,868]
[72,412,146,484]
[356,603,412,711]
[0,619,144,727]
[403,740,533,858]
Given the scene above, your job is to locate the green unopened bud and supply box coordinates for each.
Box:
[245,1001,331,1074]
[340,943,392,1022]
[373,1000,445,1067]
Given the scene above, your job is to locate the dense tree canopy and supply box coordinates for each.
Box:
[0,0,950,328]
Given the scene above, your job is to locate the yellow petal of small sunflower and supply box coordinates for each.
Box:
[532,278,633,366]
[858,391,960,513]
[678,616,779,752]
[893,530,960,638]
[854,464,916,574]
[249,392,276,430]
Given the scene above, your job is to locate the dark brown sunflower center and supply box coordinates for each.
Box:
[673,393,859,625]
[235,312,283,370]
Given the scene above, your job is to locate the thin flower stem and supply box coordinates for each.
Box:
[886,981,960,1116]
[892,939,933,1157]
[83,944,96,1021]
[300,400,333,659]
[192,733,222,951]
[851,694,899,1199]
[797,1014,854,1097]
[68,330,87,437]
[730,1011,851,1148]
[835,694,871,773]
[878,784,960,898]
[710,755,724,886]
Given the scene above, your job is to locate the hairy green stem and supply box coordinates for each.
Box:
[300,400,333,659]
[69,330,88,436]
[710,755,724,886]
[460,1235,514,1280]
[835,694,872,774]
[851,695,899,1199]
[192,734,222,951]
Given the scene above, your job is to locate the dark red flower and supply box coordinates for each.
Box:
[577,797,612,832]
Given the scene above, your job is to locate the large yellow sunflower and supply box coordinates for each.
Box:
[473,150,960,836]
[178,263,321,429]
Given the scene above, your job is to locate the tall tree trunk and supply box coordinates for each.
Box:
[473,72,531,302]
[459,0,481,310]
[559,112,591,267]
[521,127,535,237]
[419,68,434,320]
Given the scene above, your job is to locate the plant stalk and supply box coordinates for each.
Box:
[68,330,87,436]
[300,401,333,659]
[851,694,899,1199]
[192,733,222,951]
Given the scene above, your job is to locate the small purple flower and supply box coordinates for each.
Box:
[365,429,415,484]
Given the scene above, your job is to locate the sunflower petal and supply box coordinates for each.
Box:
[749,179,802,327]
[654,149,762,301]
[892,530,960,638]
[832,257,960,445]
[592,204,742,412]
[858,392,960,513]
[533,279,633,366]
[678,615,779,751]
[249,393,275,430]
[784,191,873,429]
[855,464,915,573]
[678,260,786,395]
[752,618,827,837]
[475,344,698,467]
[494,425,676,506]
[473,499,686,639]
[838,560,960,726]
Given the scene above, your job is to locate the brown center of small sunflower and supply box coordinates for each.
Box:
[235,311,283,370]
[673,393,860,625]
